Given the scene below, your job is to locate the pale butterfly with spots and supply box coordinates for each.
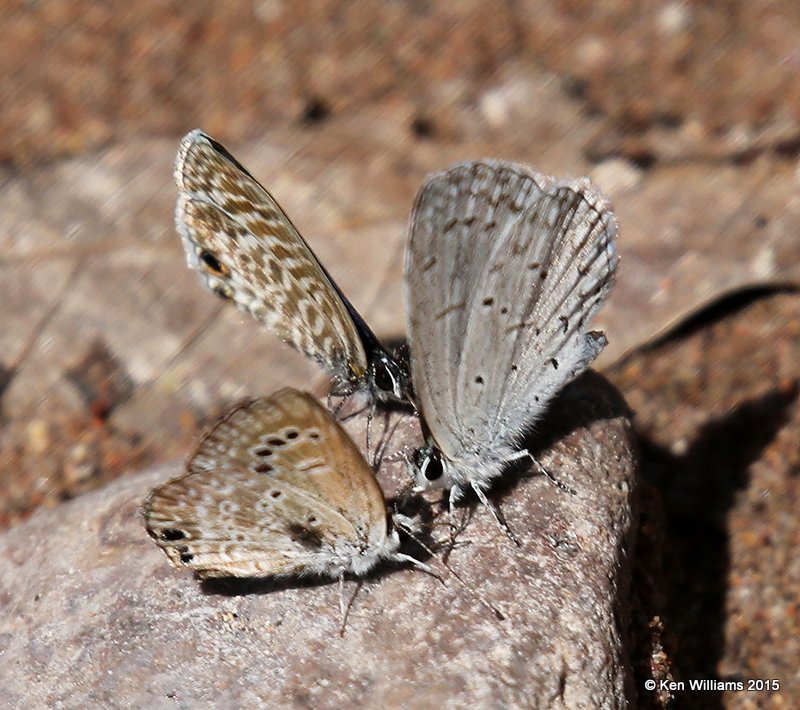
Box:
[175,130,411,404]
[144,388,430,587]
[405,161,618,540]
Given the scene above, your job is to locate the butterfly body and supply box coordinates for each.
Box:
[174,130,410,404]
[405,161,618,506]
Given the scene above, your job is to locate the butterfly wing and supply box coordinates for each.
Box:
[175,130,370,387]
[144,390,391,578]
[405,161,618,459]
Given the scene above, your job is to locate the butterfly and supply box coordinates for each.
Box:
[174,130,411,405]
[404,161,619,539]
[144,388,429,588]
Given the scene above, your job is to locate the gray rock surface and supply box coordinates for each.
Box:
[0,373,637,708]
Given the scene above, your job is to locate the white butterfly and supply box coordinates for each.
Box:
[404,161,618,538]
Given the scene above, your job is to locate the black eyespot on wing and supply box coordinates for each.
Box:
[199,250,226,275]
[540,269,548,279]
[254,447,273,457]
[253,462,274,474]
[475,376,484,384]
[308,430,320,441]
[285,430,299,440]
[482,297,494,306]
[270,490,282,499]
[161,529,186,541]
[177,546,194,564]
[287,523,324,549]
[550,358,559,370]
[266,437,286,448]
[500,306,508,314]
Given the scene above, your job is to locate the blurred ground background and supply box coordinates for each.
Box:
[1,2,799,707]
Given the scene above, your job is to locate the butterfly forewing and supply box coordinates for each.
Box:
[175,130,370,385]
[144,389,391,578]
[406,161,618,461]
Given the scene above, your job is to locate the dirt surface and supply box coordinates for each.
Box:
[607,291,800,709]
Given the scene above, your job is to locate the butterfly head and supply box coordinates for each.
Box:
[410,444,451,490]
[370,351,412,403]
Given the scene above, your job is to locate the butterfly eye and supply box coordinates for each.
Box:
[372,356,403,396]
[419,451,444,481]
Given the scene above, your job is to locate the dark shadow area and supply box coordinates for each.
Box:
[637,384,798,709]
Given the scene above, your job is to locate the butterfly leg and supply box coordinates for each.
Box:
[470,483,521,547]
[393,529,504,621]
[371,406,399,468]
[338,572,363,637]
[518,450,576,495]
[394,553,444,583]
[338,570,346,620]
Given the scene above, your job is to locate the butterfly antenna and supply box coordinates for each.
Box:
[383,443,417,464]
[394,521,506,622]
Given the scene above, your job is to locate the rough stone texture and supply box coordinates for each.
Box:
[0,374,638,708]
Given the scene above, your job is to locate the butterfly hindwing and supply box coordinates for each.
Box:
[144,390,393,579]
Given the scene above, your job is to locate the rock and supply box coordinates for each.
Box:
[0,372,637,708]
